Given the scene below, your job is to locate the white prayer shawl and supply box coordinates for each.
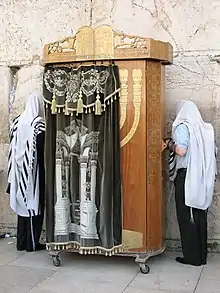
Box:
[7,92,45,217]
[172,100,216,210]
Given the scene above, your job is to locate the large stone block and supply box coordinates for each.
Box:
[0,143,17,234]
[0,67,11,144]
[0,67,17,233]
[100,0,220,52]
[10,65,44,122]
[0,0,90,63]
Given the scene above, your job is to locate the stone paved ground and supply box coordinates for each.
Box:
[0,238,220,293]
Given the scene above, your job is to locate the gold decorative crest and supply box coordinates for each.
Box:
[44,25,173,64]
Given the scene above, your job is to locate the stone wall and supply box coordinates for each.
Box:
[1,0,220,250]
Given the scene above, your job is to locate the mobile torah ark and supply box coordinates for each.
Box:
[43,25,173,274]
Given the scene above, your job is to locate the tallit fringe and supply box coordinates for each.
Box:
[166,138,177,181]
[46,242,123,256]
[190,208,195,224]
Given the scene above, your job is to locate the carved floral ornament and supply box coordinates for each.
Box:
[43,25,173,64]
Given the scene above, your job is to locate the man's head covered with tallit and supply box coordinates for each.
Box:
[173,99,216,210]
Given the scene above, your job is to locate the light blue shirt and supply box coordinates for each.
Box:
[173,124,190,170]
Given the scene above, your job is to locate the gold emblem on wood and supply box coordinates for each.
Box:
[122,229,143,250]
[119,69,128,130]
[120,69,142,148]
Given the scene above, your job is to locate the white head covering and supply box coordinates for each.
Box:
[172,99,216,210]
[174,100,204,126]
[15,92,44,167]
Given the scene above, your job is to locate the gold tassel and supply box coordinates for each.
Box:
[95,94,102,115]
[77,91,84,115]
[64,100,69,115]
[51,95,57,114]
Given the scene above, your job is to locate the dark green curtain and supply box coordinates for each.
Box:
[43,64,122,255]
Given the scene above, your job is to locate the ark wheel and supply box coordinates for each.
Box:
[139,263,150,274]
[52,256,61,267]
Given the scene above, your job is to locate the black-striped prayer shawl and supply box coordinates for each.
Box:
[7,116,45,217]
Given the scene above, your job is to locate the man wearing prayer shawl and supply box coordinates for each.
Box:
[7,92,46,252]
[166,100,217,266]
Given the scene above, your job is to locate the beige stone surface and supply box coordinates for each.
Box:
[0,143,17,232]
[1,0,220,249]
[0,67,15,231]
[0,0,91,65]
[0,67,11,144]
[91,0,220,51]
[11,65,44,122]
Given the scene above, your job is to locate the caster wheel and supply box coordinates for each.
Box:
[139,263,150,274]
[53,256,61,267]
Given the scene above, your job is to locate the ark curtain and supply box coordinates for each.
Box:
[43,64,122,255]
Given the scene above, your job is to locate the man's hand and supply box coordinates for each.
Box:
[162,140,167,151]
[163,138,173,150]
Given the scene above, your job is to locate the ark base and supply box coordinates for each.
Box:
[49,247,165,274]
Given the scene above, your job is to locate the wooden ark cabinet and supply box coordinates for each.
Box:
[43,25,173,272]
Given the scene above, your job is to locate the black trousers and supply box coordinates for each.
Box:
[17,214,44,251]
[174,169,207,265]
